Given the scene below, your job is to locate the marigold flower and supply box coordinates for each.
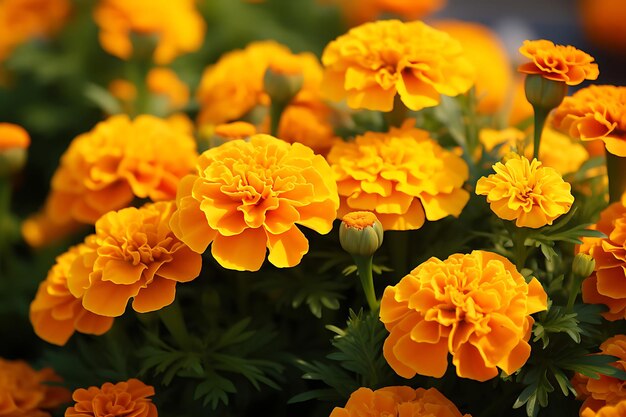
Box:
[581,0,626,54]
[214,122,258,141]
[580,201,626,320]
[170,135,339,271]
[327,122,469,231]
[582,400,626,417]
[68,202,202,317]
[339,211,383,257]
[0,123,29,150]
[30,244,114,346]
[277,101,340,155]
[552,86,626,157]
[518,40,599,86]
[334,0,445,26]
[43,114,197,224]
[65,379,156,417]
[380,250,547,381]
[0,358,70,417]
[329,386,470,417]
[110,69,190,113]
[21,210,83,248]
[321,20,474,112]
[476,156,574,228]
[93,0,205,64]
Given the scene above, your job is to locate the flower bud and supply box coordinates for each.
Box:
[572,253,596,279]
[263,66,303,106]
[524,74,568,111]
[339,211,383,257]
[0,123,30,177]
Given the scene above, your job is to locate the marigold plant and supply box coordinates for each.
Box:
[582,400,626,417]
[380,250,547,381]
[65,379,157,417]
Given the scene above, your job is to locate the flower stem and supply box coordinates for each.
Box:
[157,298,191,349]
[269,102,286,137]
[512,227,529,271]
[606,150,626,203]
[353,255,378,311]
[531,107,549,160]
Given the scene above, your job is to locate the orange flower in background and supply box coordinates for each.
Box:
[170,135,339,271]
[21,210,83,248]
[93,0,205,64]
[518,40,599,85]
[109,69,190,113]
[321,20,474,112]
[0,358,70,417]
[582,400,626,417]
[67,202,202,318]
[572,335,626,416]
[277,101,340,155]
[334,0,445,26]
[327,122,469,231]
[0,123,30,150]
[214,122,257,140]
[380,250,547,381]
[580,201,626,320]
[330,386,470,417]
[30,244,114,346]
[65,379,156,417]
[42,114,197,224]
[552,86,626,157]
[580,0,626,54]
[476,156,574,228]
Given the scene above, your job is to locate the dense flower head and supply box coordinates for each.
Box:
[93,0,205,64]
[334,0,445,26]
[476,156,574,228]
[552,86,626,157]
[170,135,339,271]
[329,386,470,417]
[0,123,30,150]
[580,200,626,320]
[277,101,340,155]
[582,400,626,417]
[0,358,70,417]
[65,379,156,417]
[327,122,469,231]
[30,244,114,346]
[518,40,599,85]
[380,250,547,381]
[68,202,202,317]
[44,114,197,224]
[321,20,475,112]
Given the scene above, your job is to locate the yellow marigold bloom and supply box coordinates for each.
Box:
[518,40,599,86]
[321,20,474,112]
[30,244,114,346]
[380,250,547,381]
[93,0,205,64]
[0,358,70,417]
[329,386,470,417]
[552,85,626,157]
[214,121,257,141]
[334,0,445,26]
[580,201,626,320]
[0,123,29,150]
[65,379,156,417]
[327,122,469,231]
[476,156,574,228]
[572,335,626,416]
[44,114,197,224]
[170,135,339,272]
[277,101,340,155]
[582,400,626,417]
[67,202,202,317]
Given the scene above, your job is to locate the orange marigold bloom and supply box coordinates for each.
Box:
[93,0,205,64]
[146,68,189,110]
[44,114,197,224]
[335,0,445,26]
[321,20,474,112]
[330,386,470,417]
[380,250,547,381]
[30,243,114,346]
[582,400,626,417]
[170,135,339,272]
[476,156,574,228]
[327,122,469,231]
[518,40,599,86]
[0,358,70,417]
[21,210,83,248]
[214,121,257,141]
[277,101,340,155]
[581,0,626,54]
[65,379,156,417]
[580,201,626,320]
[67,202,202,317]
[552,86,626,157]
[0,123,29,150]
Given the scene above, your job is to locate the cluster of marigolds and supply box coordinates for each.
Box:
[2,0,626,416]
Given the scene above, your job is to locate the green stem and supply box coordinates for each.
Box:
[0,179,12,256]
[512,228,529,271]
[353,255,378,311]
[384,95,409,129]
[532,107,549,160]
[157,298,191,349]
[269,102,286,137]
[606,150,626,203]
[566,278,581,312]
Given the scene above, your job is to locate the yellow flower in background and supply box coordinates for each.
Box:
[327,122,469,231]
[321,20,474,112]
[552,85,626,157]
[65,379,157,417]
[30,244,114,346]
[433,20,513,114]
[43,114,197,224]
[476,156,574,228]
[380,250,547,381]
[581,0,626,54]
[93,0,205,64]
[334,0,446,26]
[277,101,340,155]
[170,135,339,272]
[214,121,258,141]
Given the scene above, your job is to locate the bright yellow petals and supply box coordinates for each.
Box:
[476,156,574,228]
[66,379,157,417]
[321,20,475,112]
[518,40,599,86]
[552,85,626,157]
[379,250,547,381]
[93,0,205,64]
[68,202,202,317]
[327,122,469,231]
[170,135,339,272]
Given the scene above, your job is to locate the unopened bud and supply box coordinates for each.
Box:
[263,67,303,106]
[0,123,30,177]
[339,211,383,257]
[572,253,596,279]
[524,75,568,112]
